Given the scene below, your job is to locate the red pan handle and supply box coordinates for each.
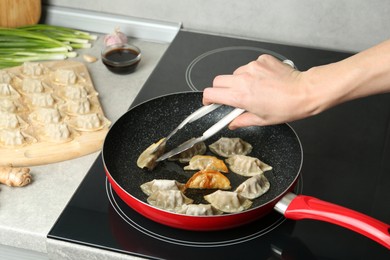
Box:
[275,193,390,249]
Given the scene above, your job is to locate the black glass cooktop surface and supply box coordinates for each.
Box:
[48,30,390,259]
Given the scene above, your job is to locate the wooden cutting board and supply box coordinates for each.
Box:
[0,60,111,167]
[0,0,41,28]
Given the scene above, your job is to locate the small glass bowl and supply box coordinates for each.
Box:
[101,43,141,74]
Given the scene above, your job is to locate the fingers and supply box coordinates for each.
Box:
[228,112,266,129]
[203,54,301,129]
[202,86,222,105]
[234,54,295,76]
[203,74,245,107]
[213,74,237,87]
[202,85,236,107]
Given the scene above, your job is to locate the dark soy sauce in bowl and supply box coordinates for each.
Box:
[102,44,141,74]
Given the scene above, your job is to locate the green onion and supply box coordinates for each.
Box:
[0,24,97,69]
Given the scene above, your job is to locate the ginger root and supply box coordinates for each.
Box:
[0,167,32,187]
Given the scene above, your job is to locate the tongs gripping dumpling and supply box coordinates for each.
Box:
[152,103,221,154]
[156,106,245,162]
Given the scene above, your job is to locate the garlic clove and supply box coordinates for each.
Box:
[83,54,98,63]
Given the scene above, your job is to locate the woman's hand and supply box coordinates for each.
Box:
[203,54,313,128]
[203,39,390,129]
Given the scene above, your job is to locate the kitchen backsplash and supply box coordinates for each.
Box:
[42,0,390,52]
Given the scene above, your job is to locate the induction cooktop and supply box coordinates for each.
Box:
[48,30,390,259]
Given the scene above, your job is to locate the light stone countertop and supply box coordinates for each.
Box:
[0,36,169,259]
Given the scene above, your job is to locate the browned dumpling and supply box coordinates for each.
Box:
[225,155,272,176]
[209,137,252,157]
[183,155,228,173]
[185,170,231,190]
[136,138,166,170]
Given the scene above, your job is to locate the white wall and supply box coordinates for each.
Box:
[43,0,390,52]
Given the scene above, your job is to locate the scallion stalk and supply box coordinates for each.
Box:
[0,24,97,69]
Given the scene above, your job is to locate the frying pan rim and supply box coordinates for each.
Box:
[102,91,304,218]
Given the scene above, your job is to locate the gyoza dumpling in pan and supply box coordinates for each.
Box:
[169,140,206,163]
[204,190,252,213]
[225,155,272,177]
[137,138,166,170]
[185,170,231,190]
[177,203,223,216]
[235,174,270,199]
[140,179,185,196]
[183,155,228,173]
[147,190,193,212]
[209,137,252,157]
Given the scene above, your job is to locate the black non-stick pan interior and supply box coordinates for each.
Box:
[103,92,303,211]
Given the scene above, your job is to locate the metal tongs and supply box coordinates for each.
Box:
[156,104,245,162]
[156,59,295,162]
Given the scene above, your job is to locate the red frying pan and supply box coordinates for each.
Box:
[102,92,390,249]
